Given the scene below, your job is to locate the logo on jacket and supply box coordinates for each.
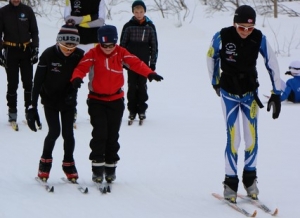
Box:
[19,13,28,21]
[73,0,82,14]
[225,43,237,62]
[51,62,62,73]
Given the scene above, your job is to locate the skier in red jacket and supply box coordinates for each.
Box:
[71,25,163,184]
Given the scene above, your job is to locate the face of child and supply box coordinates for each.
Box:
[100,43,116,55]
[234,23,255,39]
[10,0,21,6]
[133,8,145,21]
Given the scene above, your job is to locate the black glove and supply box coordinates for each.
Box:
[285,71,292,76]
[31,47,39,65]
[72,78,83,89]
[26,107,41,132]
[0,53,7,68]
[150,64,156,71]
[213,84,220,97]
[267,94,281,119]
[148,73,163,82]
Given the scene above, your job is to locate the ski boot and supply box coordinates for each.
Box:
[92,160,105,183]
[38,158,52,181]
[243,170,259,200]
[138,113,146,125]
[105,163,117,183]
[223,176,239,203]
[62,161,79,182]
[8,109,18,131]
[128,112,136,125]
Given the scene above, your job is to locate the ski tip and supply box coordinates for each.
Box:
[272,208,279,216]
[48,186,54,192]
[252,210,257,217]
[83,187,88,194]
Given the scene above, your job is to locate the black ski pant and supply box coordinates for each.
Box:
[127,70,148,114]
[88,98,124,163]
[4,46,33,112]
[41,106,76,162]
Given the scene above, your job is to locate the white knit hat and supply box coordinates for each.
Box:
[289,60,300,75]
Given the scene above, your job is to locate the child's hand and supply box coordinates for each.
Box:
[148,73,163,82]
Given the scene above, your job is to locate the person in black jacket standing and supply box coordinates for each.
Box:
[120,0,158,122]
[26,21,84,182]
[0,0,39,130]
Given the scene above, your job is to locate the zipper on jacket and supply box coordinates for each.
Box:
[142,29,145,41]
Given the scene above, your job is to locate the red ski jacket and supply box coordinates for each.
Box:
[71,44,153,101]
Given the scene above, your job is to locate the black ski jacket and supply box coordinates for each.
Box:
[0,2,39,49]
[120,16,158,66]
[32,45,84,110]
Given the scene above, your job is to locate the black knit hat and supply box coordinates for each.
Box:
[97,25,118,44]
[234,5,256,24]
[56,19,80,45]
[132,0,146,12]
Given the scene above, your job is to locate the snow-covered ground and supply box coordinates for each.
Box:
[0,1,299,217]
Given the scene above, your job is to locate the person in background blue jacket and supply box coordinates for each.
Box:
[207,5,281,203]
[281,60,300,103]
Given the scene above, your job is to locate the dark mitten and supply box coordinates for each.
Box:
[148,73,163,82]
[72,78,83,89]
[285,71,292,76]
[150,64,156,71]
[213,84,220,97]
[0,53,7,68]
[267,94,281,119]
[26,107,40,132]
[31,47,39,65]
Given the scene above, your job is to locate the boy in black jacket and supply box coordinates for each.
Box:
[120,0,158,121]
[26,21,84,182]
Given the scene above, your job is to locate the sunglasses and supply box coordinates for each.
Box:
[235,23,255,32]
[100,43,116,49]
[59,43,77,52]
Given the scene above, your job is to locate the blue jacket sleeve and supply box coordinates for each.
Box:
[207,31,221,86]
[259,35,281,95]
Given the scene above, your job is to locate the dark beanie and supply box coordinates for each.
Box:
[132,0,146,12]
[97,25,118,44]
[233,5,256,24]
[56,19,80,45]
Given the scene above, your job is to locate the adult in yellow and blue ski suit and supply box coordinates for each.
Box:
[207,5,281,202]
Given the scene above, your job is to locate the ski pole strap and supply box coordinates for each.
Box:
[254,92,264,108]
[89,88,123,98]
